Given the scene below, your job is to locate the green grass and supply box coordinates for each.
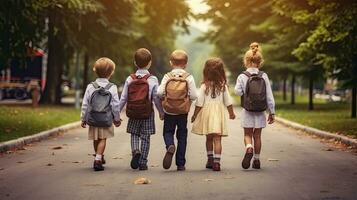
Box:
[0,105,80,142]
[233,92,357,137]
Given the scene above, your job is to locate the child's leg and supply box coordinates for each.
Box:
[139,133,151,167]
[163,114,176,149]
[244,128,254,150]
[253,128,262,158]
[96,139,106,155]
[175,114,188,167]
[206,135,214,157]
[93,140,99,153]
[213,135,222,163]
[130,133,141,169]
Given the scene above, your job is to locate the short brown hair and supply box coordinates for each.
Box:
[134,48,152,68]
[170,50,188,66]
[93,57,115,78]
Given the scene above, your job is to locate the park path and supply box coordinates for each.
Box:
[1,108,357,200]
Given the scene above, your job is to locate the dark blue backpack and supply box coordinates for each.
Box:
[86,82,114,127]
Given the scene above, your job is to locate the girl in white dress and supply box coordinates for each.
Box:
[191,58,236,171]
[234,42,275,170]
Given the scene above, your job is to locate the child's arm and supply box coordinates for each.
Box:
[223,85,236,120]
[110,85,121,126]
[118,77,130,114]
[157,74,168,99]
[191,106,202,123]
[234,75,244,96]
[152,77,165,120]
[80,84,91,128]
[263,73,275,124]
[188,76,198,101]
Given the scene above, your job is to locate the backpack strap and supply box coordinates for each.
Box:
[142,74,151,80]
[242,71,251,77]
[104,83,114,90]
[257,71,264,77]
[91,82,100,89]
[181,72,190,79]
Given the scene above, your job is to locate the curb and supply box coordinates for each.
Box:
[275,117,357,148]
[0,121,81,153]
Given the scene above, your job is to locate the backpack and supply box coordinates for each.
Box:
[241,71,267,112]
[86,82,114,127]
[126,74,153,119]
[162,72,191,114]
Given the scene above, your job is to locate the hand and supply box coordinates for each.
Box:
[229,112,236,120]
[81,121,87,128]
[159,113,164,121]
[267,114,275,124]
[191,115,196,123]
[114,120,122,127]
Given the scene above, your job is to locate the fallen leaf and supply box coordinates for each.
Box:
[134,177,151,185]
[17,161,24,163]
[18,147,27,150]
[324,148,333,151]
[72,161,84,163]
[0,168,4,171]
[47,163,53,166]
[52,152,55,156]
[204,178,214,182]
[52,146,62,150]
[268,158,279,161]
[112,156,120,159]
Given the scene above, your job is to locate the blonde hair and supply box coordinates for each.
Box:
[243,42,264,68]
[170,50,188,66]
[93,57,116,78]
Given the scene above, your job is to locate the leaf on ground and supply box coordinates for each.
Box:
[18,147,27,150]
[52,152,55,156]
[47,163,53,166]
[204,178,214,182]
[0,168,4,171]
[134,177,151,185]
[268,158,279,161]
[324,148,333,151]
[52,146,62,150]
[112,157,122,159]
[72,161,84,163]
[17,161,24,163]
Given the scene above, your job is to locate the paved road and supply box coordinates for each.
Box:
[1,109,357,200]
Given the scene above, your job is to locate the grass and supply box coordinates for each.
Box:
[233,92,357,137]
[0,105,80,142]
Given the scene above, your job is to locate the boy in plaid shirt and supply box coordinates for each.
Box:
[119,48,164,170]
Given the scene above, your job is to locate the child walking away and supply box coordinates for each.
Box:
[191,58,236,171]
[81,57,121,171]
[235,42,275,170]
[118,48,164,171]
[157,50,197,171]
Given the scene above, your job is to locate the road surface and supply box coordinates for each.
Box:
[1,109,357,200]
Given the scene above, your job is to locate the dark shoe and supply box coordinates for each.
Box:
[177,166,186,171]
[206,158,213,169]
[139,165,148,171]
[212,162,221,171]
[242,147,254,169]
[93,160,104,171]
[163,145,175,169]
[252,159,261,169]
[92,154,106,165]
[131,150,141,169]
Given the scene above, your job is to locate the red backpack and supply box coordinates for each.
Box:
[126,74,153,119]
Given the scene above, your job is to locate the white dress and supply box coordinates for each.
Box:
[234,68,275,128]
[192,84,233,136]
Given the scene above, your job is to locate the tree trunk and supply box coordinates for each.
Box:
[308,74,314,110]
[283,78,287,101]
[291,74,296,105]
[41,9,59,104]
[82,52,89,94]
[352,85,356,118]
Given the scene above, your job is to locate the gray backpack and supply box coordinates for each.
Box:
[86,82,114,127]
[241,71,267,112]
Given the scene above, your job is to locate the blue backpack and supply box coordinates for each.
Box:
[86,82,114,127]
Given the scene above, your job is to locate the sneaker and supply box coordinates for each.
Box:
[93,160,104,171]
[139,165,148,171]
[177,166,186,171]
[206,158,213,169]
[252,159,261,169]
[131,150,141,169]
[163,145,175,169]
[241,147,254,169]
[212,162,221,171]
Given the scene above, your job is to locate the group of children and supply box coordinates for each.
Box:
[80,42,275,172]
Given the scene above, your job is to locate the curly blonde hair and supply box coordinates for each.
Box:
[243,42,264,68]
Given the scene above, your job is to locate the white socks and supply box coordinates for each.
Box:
[254,154,260,160]
[95,154,102,161]
[246,144,253,149]
[214,154,221,163]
